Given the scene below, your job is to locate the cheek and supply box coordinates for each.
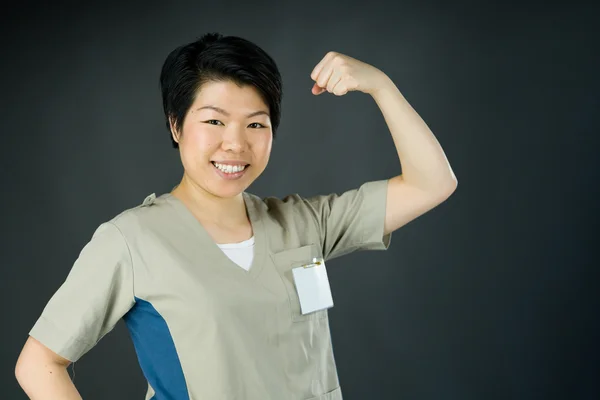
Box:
[180,131,218,167]
[251,134,273,158]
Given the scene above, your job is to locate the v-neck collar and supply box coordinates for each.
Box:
[163,191,266,280]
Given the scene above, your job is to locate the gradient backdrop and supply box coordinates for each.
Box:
[1,1,598,399]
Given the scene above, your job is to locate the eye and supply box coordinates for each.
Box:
[248,123,265,129]
[205,120,223,126]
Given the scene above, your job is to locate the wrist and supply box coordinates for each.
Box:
[369,72,395,97]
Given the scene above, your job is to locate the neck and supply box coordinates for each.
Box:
[171,174,247,226]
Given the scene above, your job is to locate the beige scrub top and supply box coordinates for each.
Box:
[29,179,392,400]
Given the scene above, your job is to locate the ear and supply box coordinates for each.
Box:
[169,116,180,144]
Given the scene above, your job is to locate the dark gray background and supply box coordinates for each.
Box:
[2,1,598,399]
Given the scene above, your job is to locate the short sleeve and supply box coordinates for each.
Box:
[305,179,392,261]
[29,222,135,362]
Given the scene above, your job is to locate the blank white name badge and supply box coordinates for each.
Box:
[292,257,334,315]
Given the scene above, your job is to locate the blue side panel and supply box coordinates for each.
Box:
[123,297,189,400]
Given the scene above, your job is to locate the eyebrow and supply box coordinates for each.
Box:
[195,105,270,119]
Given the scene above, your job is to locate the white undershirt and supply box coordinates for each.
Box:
[216,236,255,271]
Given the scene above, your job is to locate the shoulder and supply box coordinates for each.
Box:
[102,193,177,238]
[245,191,321,222]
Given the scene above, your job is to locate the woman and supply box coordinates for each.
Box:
[15,32,457,399]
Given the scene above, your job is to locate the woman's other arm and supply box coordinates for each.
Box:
[310,52,458,235]
[15,221,136,399]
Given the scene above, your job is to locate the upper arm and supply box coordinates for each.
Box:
[304,180,392,261]
[384,175,458,235]
[18,336,71,368]
[27,222,135,363]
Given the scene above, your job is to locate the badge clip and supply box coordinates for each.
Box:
[302,257,323,269]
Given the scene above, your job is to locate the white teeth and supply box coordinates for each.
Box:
[213,162,247,173]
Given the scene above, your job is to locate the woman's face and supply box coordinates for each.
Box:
[172,80,273,199]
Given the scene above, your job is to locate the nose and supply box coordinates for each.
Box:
[221,126,248,153]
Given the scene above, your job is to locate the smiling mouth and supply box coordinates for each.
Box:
[211,161,250,174]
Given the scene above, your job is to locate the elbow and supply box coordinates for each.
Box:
[15,343,39,388]
[437,176,458,200]
[15,350,30,389]
[422,170,458,199]
[447,176,458,194]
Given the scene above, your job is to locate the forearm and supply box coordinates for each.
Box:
[371,74,457,192]
[16,360,83,400]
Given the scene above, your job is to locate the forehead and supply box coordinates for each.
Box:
[193,80,267,111]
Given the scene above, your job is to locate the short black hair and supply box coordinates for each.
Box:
[160,32,283,148]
